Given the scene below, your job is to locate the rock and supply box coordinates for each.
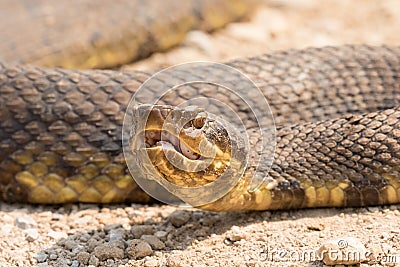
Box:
[109,228,125,242]
[130,225,154,239]
[24,228,39,241]
[36,253,48,263]
[79,233,91,242]
[49,254,58,260]
[169,210,191,227]
[367,207,380,213]
[93,243,124,260]
[87,238,103,252]
[154,231,168,241]
[144,258,159,267]
[16,215,37,229]
[126,239,153,259]
[72,244,84,254]
[48,230,68,240]
[227,226,246,242]
[77,251,90,265]
[200,215,220,226]
[307,223,325,231]
[71,260,79,267]
[88,255,100,266]
[141,235,165,250]
[51,213,64,221]
[64,239,77,250]
[317,237,369,265]
[144,218,157,225]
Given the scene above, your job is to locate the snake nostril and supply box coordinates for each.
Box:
[193,112,207,129]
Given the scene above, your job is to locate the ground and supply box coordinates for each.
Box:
[2,1,400,266]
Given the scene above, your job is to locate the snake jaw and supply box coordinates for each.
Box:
[132,104,234,188]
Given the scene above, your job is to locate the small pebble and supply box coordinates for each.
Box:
[130,225,154,239]
[48,230,68,240]
[79,233,91,243]
[126,239,153,259]
[72,244,84,254]
[141,235,165,250]
[88,255,99,266]
[144,258,159,267]
[169,210,191,227]
[280,212,289,219]
[51,213,63,221]
[109,228,125,242]
[77,251,90,265]
[64,239,77,250]
[16,216,37,229]
[367,207,380,213]
[94,243,124,260]
[144,218,157,225]
[71,260,80,267]
[36,253,48,263]
[24,228,39,242]
[154,230,168,241]
[307,223,325,231]
[227,226,246,242]
[49,254,58,260]
[87,238,103,252]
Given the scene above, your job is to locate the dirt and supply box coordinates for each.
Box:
[2,1,400,266]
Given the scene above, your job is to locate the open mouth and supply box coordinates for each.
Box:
[145,130,200,160]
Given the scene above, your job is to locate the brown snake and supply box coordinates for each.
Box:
[2,45,400,211]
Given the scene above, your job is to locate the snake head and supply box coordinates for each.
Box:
[130,104,238,188]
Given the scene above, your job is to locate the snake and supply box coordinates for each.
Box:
[1,3,400,211]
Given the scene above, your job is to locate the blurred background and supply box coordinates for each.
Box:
[128,0,400,70]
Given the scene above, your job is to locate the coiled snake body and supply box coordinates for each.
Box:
[2,45,400,211]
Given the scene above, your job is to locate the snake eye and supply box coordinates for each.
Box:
[193,112,207,129]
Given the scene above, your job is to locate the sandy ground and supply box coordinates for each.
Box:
[2,1,400,266]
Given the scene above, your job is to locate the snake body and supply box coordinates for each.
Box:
[0,0,252,69]
[2,45,400,211]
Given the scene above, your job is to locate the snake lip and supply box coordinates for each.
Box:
[145,129,201,160]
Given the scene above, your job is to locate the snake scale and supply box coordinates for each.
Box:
[1,2,400,211]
